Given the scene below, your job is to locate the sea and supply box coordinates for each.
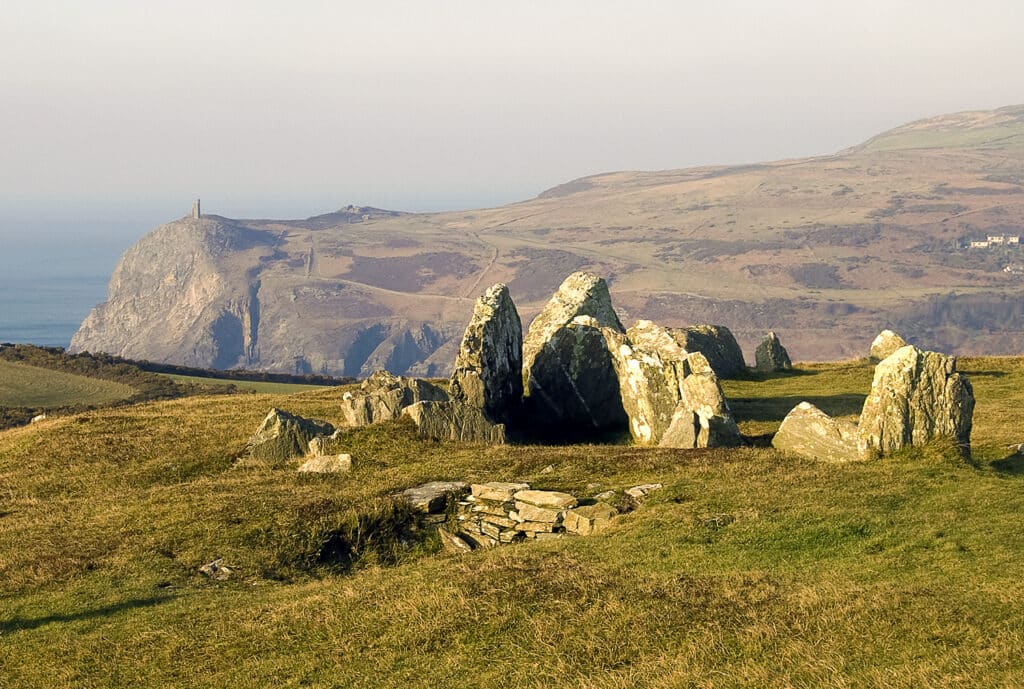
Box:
[0,238,128,348]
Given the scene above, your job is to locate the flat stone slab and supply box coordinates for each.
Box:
[564,503,618,536]
[297,454,353,473]
[401,481,470,514]
[625,483,663,500]
[471,482,530,503]
[515,503,563,523]
[513,489,578,509]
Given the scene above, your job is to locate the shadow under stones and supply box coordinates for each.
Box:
[729,393,867,425]
[1,596,174,634]
[991,453,1024,475]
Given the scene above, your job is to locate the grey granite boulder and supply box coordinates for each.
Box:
[246,408,335,465]
[669,324,746,379]
[755,331,792,372]
[524,315,627,431]
[338,370,448,427]
[449,283,523,423]
[522,271,624,394]
[857,345,974,458]
[772,402,861,462]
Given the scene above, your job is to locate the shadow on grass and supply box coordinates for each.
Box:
[730,393,867,424]
[1,596,173,634]
[991,453,1024,475]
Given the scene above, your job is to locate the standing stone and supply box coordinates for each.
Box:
[338,371,448,427]
[524,315,627,431]
[669,325,746,379]
[246,408,335,465]
[449,283,523,423]
[604,329,687,445]
[870,329,908,361]
[857,345,974,458]
[522,272,624,394]
[659,353,742,448]
[755,332,792,372]
[772,402,861,463]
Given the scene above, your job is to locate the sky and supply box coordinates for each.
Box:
[2,0,1024,245]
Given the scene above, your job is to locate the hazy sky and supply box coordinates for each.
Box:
[3,0,1024,235]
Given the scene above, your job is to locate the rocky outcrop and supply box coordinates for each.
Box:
[449,284,523,423]
[659,354,742,448]
[604,328,686,444]
[857,345,974,457]
[870,329,908,361]
[755,332,792,372]
[522,272,624,393]
[338,371,448,427]
[670,325,747,379]
[402,400,507,444]
[246,408,335,465]
[523,316,627,432]
[772,402,861,462]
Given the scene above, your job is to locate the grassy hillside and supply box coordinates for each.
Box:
[0,360,135,408]
[1,358,1023,687]
[161,372,330,394]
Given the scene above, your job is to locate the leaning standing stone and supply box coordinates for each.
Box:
[449,283,523,423]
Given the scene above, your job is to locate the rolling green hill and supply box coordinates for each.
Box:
[2,357,1023,687]
[0,360,136,408]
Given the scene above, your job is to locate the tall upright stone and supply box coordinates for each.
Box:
[603,323,693,445]
[870,329,908,361]
[669,325,746,378]
[857,345,974,458]
[449,283,523,423]
[524,316,627,431]
[755,331,792,372]
[523,272,624,388]
[522,273,625,433]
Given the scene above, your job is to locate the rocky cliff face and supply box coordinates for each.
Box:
[72,106,1024,374]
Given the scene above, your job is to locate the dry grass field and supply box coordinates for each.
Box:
[2,356,1023,687]
[0,360,136,408]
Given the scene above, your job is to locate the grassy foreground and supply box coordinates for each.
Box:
[2,357,1024,687]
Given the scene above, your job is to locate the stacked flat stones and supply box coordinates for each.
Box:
[454,482,617,547]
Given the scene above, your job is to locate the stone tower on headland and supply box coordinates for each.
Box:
[191,199,201,219]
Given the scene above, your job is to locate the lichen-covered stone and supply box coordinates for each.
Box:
[659,357,742,448]
[669,324,746,378]
[870,329,908,361]
[755,331,792,372]
[471,482,530,502]
[522,272,624,394]
[246,408,335,465]
[523,316,626,431]
[339,370,448,427]
[857,345,974,458]
[449,283,523,423]
[402,400,506,444]
[604,327,689,445]
[772,402,861,462]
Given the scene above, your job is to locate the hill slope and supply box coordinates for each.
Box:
[72,106,1024,375]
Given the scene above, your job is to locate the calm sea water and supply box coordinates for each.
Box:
[0,241,126,348]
